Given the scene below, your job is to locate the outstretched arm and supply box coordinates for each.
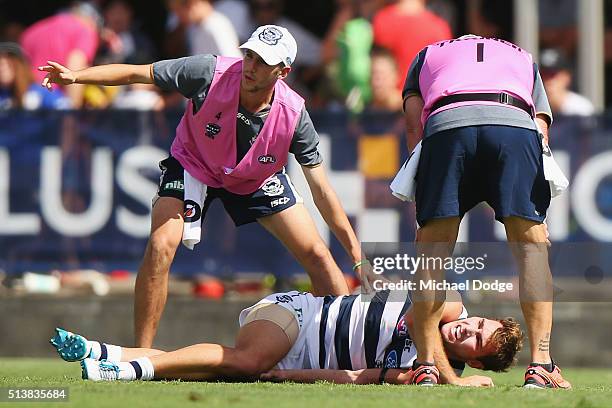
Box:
[261,368,413,385]
[39,61,154,90]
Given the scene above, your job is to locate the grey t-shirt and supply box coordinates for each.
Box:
[402,47,553,138]
[153,54,322,166]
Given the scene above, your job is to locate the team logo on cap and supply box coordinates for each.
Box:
[258,27,283,45]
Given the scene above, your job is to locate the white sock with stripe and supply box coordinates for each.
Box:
[122,358,155,381]
[88,342,122,362]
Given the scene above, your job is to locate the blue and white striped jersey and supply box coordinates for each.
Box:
[239,290,468,372]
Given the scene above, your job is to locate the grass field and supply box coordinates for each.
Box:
[1,359,611,408]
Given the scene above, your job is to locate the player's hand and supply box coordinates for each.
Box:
[38,61,76,89]
[356,261,389,294]
[450,375,494,387]
[260,370,287,382]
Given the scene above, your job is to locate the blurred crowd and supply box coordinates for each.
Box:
[0,0,607,116]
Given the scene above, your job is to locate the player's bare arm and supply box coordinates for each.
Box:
[403,94,425,152]
[39,61,154,89]
[535,113,550,145]
[261,368,414,385]
[301,164,362,268]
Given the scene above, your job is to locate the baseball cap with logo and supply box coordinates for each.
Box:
[239,25,297,67]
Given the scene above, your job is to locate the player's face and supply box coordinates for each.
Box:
[440,317,502,365]
[241,50,287,93]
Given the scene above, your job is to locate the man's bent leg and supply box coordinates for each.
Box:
[504,216,552,365]
[258,204,349,296]
[412,217,460,374]
[149,319,293,381]
[134,197,184,347]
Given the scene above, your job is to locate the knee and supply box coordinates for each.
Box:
[147,233,180,263]
[302,241,331,266]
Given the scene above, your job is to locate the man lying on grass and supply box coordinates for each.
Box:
[50,289,523,386]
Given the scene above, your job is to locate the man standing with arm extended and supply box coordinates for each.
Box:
[401,35,571,388]
[40,25,365,348]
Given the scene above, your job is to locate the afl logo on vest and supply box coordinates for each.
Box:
[205,123,221,139]
[258,154,276,164]
[183,200,202,223]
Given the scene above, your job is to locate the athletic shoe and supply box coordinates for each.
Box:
[81,359,120,381]
[523,364,572,389]
[49,328,90,362]
[409,363,439,386]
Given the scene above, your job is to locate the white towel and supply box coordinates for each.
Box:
[182,171,208,250]
[390,141,422,202]
[535,121,569,198]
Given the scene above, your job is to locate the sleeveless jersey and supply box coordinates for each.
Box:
[239,290,468,371]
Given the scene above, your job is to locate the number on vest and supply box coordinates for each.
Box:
[476,43,484,62]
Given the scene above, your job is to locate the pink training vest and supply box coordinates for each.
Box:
[419,37,535,126]
[171,56,304,195]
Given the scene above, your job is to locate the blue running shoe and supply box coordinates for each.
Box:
[49,328,90,362]
[81,359,120,381]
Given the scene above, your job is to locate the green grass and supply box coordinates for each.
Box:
[1,359,611,408]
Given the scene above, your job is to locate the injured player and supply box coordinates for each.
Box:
[50,290,523,385]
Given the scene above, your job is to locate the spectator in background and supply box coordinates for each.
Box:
[246,0,322,74]
[372,0,452,85]
[367,46,402,112]
[83,0,159,109]
[20,1,101,108]
[166,0,241,57]
[539,48,595,116]
[0,42,69,110]
[539,0,577,57]
[321,0,384,112]
[215,0,251,42]
[97,0,156,65]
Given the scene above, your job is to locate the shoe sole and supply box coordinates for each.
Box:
[50,330,88,362]
[523,383,546,389]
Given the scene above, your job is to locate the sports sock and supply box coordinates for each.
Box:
[88,342,122,362]
[530,362,554,372]
[116,362,137,380]
[126,358,155,380]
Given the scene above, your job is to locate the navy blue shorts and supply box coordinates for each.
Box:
[155,156,303,226]
[415,125,551,226]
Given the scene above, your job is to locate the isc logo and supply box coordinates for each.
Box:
[270,197,290,207]
[258,154,276,164]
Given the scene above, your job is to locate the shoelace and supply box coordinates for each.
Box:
[99,362,119,380]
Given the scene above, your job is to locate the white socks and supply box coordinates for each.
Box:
[116,358,155,381]
[88,341,122,363]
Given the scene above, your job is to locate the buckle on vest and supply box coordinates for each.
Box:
[499,92,510,105]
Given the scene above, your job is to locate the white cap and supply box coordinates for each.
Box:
[239,25,297,67]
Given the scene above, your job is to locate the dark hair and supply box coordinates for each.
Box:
[0,43,33,108]
[477,318,524,372]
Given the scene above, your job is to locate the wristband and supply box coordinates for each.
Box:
[352,259,370,271]
[379,367,389,384]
